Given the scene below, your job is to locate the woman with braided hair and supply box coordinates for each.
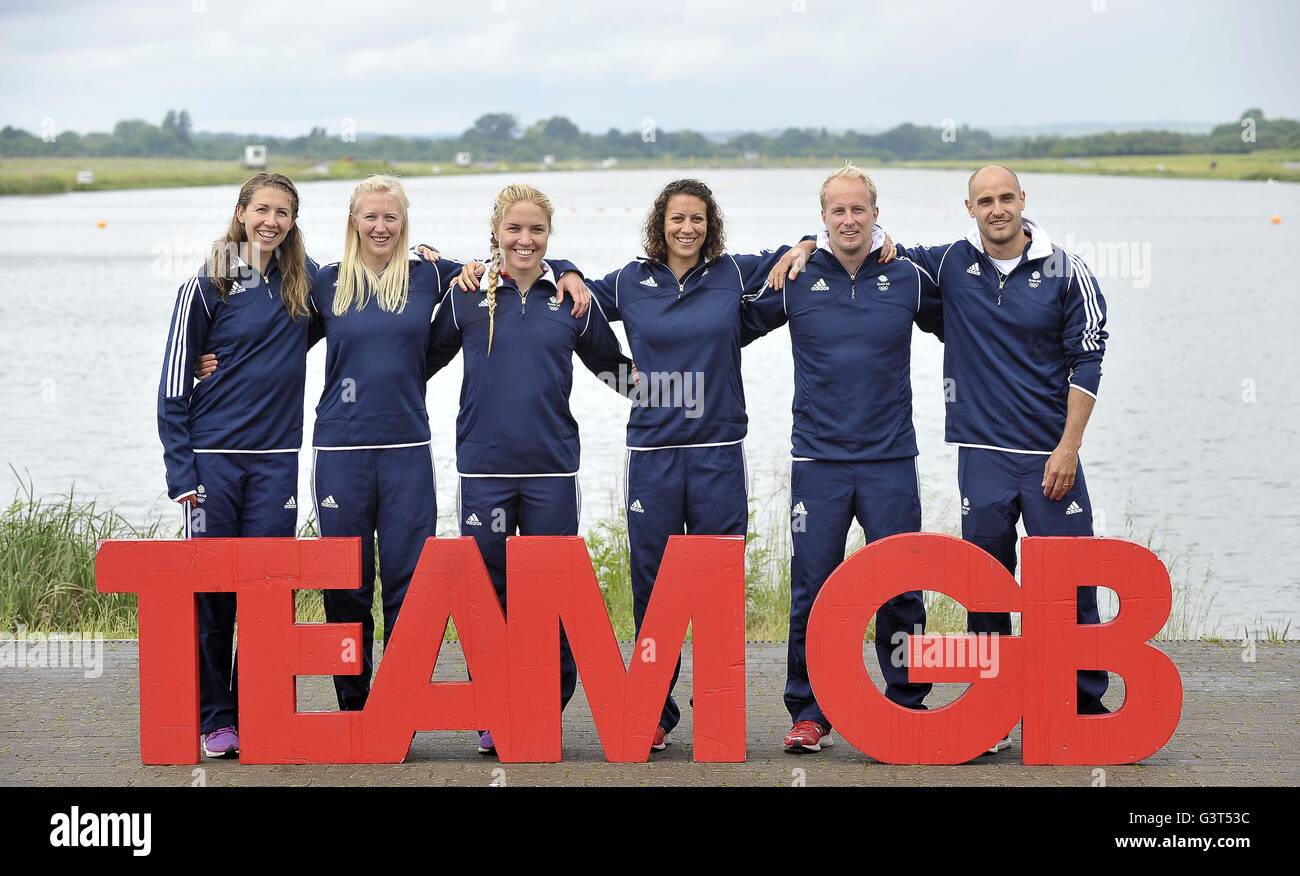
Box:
[426,183,633,756]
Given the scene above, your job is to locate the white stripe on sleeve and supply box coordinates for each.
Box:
[166,275,199,397]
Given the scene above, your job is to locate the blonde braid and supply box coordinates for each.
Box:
[485,236,501,355]
[485,183,555,355]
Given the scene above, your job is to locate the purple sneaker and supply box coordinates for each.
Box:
[477,730,496,755]
[202,726,239,758]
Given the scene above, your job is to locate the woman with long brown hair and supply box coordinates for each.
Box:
[157,171,318,758]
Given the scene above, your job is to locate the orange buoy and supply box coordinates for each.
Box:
[1271,214,1282,224]
[96,221,107,229]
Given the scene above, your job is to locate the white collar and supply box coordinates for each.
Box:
[232,246,281,277]
[965,216,1053,261]
[815,224,887,257]
[477,259,556,292]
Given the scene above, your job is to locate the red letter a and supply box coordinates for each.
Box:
[359,538,510,762]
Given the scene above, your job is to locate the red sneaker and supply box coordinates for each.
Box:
[651,725,668,752]
[783,720,832,753]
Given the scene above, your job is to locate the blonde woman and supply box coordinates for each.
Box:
[158,172,318,757]
[426,183,632,755]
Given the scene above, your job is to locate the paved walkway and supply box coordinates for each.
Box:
[1,642,1295,787]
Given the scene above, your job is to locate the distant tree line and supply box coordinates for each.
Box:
[2,107,1296,162]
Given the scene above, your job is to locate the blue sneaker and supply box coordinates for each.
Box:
[477,730,496,755]
[202,726,239,758]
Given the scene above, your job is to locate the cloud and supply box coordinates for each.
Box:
[2,0,1297,136]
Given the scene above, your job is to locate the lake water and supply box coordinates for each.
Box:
[1,167,1297,635]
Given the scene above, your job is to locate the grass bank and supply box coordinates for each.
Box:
[0,156,509,196]
[893,149,1300,183]
[1,476,1286,642]
[2,150,1297,197]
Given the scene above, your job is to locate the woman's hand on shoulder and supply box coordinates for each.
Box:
[454,262,485,292]
[555,271,590,317]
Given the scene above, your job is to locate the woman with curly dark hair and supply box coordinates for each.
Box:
[584,178,796,753]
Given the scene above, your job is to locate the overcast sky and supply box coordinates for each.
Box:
[4,0,1298,138]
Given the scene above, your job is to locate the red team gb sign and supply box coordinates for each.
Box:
[94,533,1183,766]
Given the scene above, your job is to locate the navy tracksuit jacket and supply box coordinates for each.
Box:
[158,251,320,734]
[900,218,1111,713]
[309,255,465,710]
[586,247,788,734]
[743,229,944,724]
[427,261,632,710]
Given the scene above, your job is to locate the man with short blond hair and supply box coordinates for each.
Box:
[818,164,879,210]
[744,166,943,752]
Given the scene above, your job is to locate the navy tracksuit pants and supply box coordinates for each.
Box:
[958,446,1110,714]
[785,457,930,729]
[625,443,749,734]
[457,475,582,709]
[186,451,299,734]
[312,445,438,711]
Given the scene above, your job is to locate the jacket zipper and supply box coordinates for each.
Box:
[825,253,860,299]
[980,253,1016,306]
[675,264,704,300]
[650,258,710,301]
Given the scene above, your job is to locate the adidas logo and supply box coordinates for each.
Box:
[810,278,830,292]
[465,513,482,526]
[629,499,644,513]
[966,263,981,276]
[1066,501,1083,516]
[640,276,658,287]
[961,497,970,516]
[792,501,807,516]
[283,497,297,510]
[321,495,339,510]
[478,298,490,307]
